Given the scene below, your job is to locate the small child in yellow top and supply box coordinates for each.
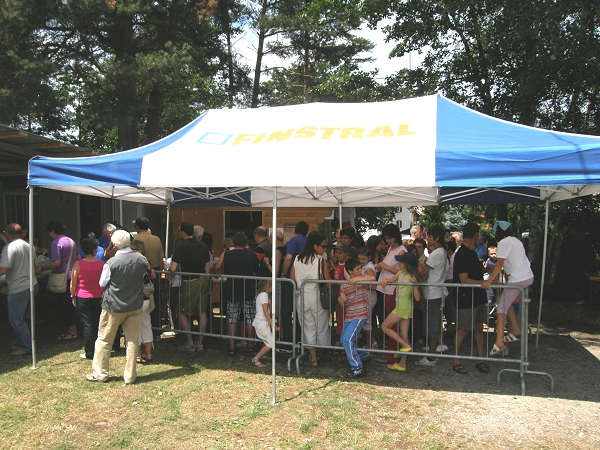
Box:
[380,251,421,372]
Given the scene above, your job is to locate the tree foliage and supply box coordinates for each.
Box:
[0,0,72,139]
[260,0,377,105]
[355,207,399,236]
[1,0,250,152]
[364,0,600,131]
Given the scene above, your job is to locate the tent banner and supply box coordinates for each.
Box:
[140,96,438,188]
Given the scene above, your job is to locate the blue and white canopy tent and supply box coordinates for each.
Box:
[29,94,600,206]
[27,94,600,392]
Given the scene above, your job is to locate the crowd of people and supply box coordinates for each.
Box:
[227,220,532,378]
[0,215,533,383]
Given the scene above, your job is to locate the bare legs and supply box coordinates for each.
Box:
[495,305,520,348]
[228,323,237,352]
[198,312,207,346]
[179,314,195,346]
[137,342,153,361]
[381,314,411,368]
[453,324,485,370]
[252,345,272,362]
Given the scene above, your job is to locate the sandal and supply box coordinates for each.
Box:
[452,363,468,374]
[490,343,508,356]
[251,359,265,368]
[475,362,489,374]
[503,333,520,343]
[58,332,78,341]
[136,357,143,364]
[142,355,153,363]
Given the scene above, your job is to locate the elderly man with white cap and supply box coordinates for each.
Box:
[86,230,149,384]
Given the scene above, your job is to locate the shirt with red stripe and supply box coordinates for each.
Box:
[340,283,369,321]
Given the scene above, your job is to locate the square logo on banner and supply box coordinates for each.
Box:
[196,132,233,145]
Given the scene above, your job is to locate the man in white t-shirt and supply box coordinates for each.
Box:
[0,223,39,356]
[416,224,446,366]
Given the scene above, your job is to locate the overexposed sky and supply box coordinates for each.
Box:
[233,18,425,82]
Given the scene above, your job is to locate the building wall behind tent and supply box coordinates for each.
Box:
[169,206,336,258]
[0,186,166,255]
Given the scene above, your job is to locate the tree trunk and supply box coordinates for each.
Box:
[116,73,139,151]
[143,81,163,145]
[226,20,234,108]
[251,0,268,108]
[527,204,542,284]
[113,12,139,151]
[497,204,508,221]
[303,32,309,103]
[548,232,564,285]
[515,203,526,238]
[547,203,566,285]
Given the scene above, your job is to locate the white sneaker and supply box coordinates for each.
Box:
[195,343,204,352]
[422,345,449,352]
[415,356,438,366]
[178,343,196,352]
[79,353,88,360]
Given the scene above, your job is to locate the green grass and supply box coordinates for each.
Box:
[0,316,598,450]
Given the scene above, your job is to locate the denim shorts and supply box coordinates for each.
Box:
[422,297,442,339]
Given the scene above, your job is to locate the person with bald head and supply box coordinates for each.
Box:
[86,230,149,384]
[0,223,39,356]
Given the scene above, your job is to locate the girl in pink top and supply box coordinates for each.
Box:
[70,237,105,360]
[375,224,407,364]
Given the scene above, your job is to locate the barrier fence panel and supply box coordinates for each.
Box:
[295,278,553,395]
[151,271,553,396]
[152,271,300,366]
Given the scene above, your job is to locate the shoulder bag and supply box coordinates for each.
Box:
[318,259,331,310]
[46,238,74,294]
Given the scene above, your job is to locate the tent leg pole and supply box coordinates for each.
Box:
[271,187,278,406]
[536,199,550,348]
[119,200,123,227]
[29,186,37,370]
[165,201,171,258]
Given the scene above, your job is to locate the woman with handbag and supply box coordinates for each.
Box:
[291,233,330,367]
[43,221,80,341]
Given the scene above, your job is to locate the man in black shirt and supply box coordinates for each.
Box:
[451,222,488,375]
[169,222,211,352]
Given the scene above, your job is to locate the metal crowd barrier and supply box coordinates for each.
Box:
[151,271,553,395]
[294,278,553,396]
[152,271,300,368]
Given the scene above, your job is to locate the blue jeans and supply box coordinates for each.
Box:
[8,285,38,352]
[340,318,368,371]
